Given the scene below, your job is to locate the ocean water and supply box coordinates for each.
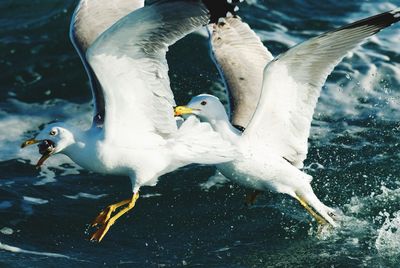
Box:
[1,0,400,267]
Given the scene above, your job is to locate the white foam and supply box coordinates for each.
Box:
[0,227,14,235]
[303,162,324,172]
[0,241,70,259]
[33,175,57,186]
[344,186,400,216]
[63,192,108,200]
[23,196,49,205]
[332,186,400,248]
[375,210,400,258]
[200,171,229,191]
[141,193,162,198]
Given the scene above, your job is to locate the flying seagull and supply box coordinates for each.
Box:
[21,0,239,242]
[175,8,400,226]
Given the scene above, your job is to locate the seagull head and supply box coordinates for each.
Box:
[174,94,228,123]
[21,123,76,168]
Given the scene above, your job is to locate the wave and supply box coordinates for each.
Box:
[0,241,70,259]
[375,210,400,262]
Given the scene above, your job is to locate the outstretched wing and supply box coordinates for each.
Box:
[71,0,145,52]
[87,1,236,142]
[70,0,145,125]
[209,17,273,129]
[244,8,400,168]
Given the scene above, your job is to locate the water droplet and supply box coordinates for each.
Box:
[0,227,13,235]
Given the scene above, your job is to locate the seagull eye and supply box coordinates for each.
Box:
[50,130,57,136]
[201,101,207,106]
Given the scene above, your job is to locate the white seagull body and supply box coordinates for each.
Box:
[21,0,239,242]
[176,9,400,226]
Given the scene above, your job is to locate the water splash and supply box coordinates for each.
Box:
[375,211,400,260]
[344,186,400,218]
[200,171,229,191]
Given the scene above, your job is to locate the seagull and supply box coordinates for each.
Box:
[175,8,400,226]
[21,0,239,242]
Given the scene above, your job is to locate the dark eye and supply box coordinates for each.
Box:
[50,130,56,136]
[201,101,207,106]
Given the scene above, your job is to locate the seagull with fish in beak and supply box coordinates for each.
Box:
[21,123,80,168]
[20,0,240,242]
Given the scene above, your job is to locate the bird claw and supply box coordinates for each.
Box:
[91,206,113,227]
[88,194,139,242]
[90,222,112,242]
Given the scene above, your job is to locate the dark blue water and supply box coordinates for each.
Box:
[1,0,400,266]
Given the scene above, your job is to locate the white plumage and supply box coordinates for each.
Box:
[70,0,145,119]
[71,0,145,52]
[176,9,400,227]
[22,0,239,242]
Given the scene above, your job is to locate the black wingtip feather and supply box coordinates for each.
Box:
[343,8,400,31]
[201,0,239,23]
[152,0,240,23]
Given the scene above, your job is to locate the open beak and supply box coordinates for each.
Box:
[174,106,195,116]
[21,138,55,168]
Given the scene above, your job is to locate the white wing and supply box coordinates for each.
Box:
[86,1,210,142]
[209,17,273,129]
[244,9,400,168]
[70,0,144,125]
[71,0,144,52]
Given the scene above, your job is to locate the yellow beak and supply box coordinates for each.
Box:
[21,139,40,148]
[174,106,194,116]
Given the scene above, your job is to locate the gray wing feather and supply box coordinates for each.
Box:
[209,17,273,128]
[87,1,211,138]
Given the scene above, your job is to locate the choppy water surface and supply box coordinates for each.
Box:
[1,0,400,267]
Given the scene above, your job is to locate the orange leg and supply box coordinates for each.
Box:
[245,190,262,206]
[90,192,139,242]
[91,198,131,227]
[294,194,328,225]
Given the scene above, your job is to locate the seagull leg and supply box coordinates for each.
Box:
[294,194,328,225]
[245,190,262,206]
[90,192,139,242]
[91,198,131,227]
